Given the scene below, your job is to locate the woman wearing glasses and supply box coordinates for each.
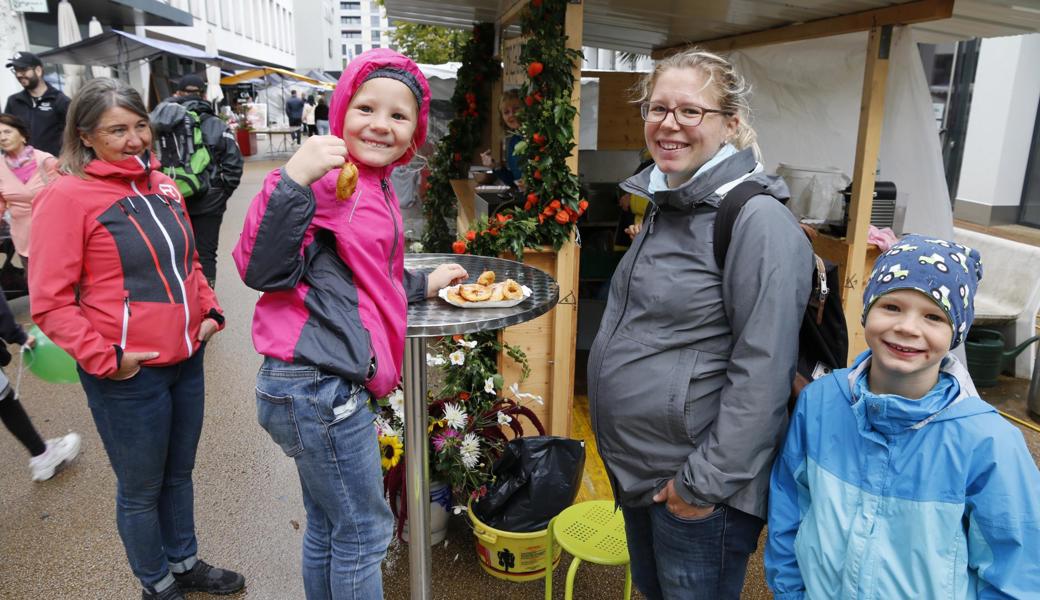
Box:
[29,78,244,600]
[587,49,812,600]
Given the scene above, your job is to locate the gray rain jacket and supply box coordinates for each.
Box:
[587,148,812,519]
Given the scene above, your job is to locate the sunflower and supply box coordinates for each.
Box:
[379,434,404,471]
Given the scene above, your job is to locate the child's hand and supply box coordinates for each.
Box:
[284,135,347,187]
[24,335,36,349]
[426,263,469,297]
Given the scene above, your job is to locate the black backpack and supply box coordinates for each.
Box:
[713,180,849,401]
[150,101,213,198]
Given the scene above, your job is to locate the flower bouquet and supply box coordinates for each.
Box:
[377,331,544,539]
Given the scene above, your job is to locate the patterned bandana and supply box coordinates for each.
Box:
[862,234,984,349]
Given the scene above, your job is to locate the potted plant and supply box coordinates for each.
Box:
[234,113,257,157]
[377,331,544,545]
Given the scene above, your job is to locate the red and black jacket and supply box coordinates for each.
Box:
[29,152,223,378]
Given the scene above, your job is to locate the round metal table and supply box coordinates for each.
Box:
[402,253,559,599]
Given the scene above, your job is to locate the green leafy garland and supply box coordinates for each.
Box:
[420,23,500,253]
[451,0,587,260]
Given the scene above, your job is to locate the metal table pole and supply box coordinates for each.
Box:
[403,336,431,600]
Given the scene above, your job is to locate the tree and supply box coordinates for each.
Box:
[388,21,467,64]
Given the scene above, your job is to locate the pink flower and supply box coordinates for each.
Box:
[432,428,460,451]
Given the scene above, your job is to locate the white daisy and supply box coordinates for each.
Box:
[443,402,468,430]
[409,241,424,253]
[388,389,404,421]
[449,350,465,366]
[497,411,512,425]
[484,376,496,395]
[426,353,447,367]
[457,339,478,349]
[459,433,480,469]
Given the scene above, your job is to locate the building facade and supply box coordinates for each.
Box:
[337,0,393,65]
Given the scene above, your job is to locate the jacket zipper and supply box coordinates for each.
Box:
[380,178,405,301]
[131,180,194,357]
[121,292,131,348]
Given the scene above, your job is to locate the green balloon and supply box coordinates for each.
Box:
[25,325,80,384]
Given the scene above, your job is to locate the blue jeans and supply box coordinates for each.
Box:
[255,357,392,600]
[621,502,764,600]
[79,345,207,591]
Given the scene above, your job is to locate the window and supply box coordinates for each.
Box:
[372,31,380,43]
[355,44,363,56]
[220,0,231,30]
[341,16,360,24]
[206,0,217,24]
[371,14,380,27]
[340,1,360,9]
[341,30,361,39]
[235,0,243,34]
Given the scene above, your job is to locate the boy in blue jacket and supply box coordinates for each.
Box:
[766,234,1040,599]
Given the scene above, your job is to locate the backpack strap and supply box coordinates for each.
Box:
[712,179,770,270]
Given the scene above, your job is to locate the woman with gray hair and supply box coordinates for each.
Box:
[28,78,243,600]
[587,48,812,599]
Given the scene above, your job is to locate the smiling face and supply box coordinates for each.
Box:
[12,65,41,91]
[644,67,738,188]
[342,78,418,168]
[80,105,152,164]
[500,99,521,130]
[864,289,953,398]
[0,123,27,155]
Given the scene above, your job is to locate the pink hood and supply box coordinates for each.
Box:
[329,48,430,169]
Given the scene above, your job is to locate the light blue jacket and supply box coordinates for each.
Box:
[766,351,1040,599]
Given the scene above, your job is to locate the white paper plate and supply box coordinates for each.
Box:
[438,284,533,308]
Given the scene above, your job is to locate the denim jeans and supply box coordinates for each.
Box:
[255,357,392,600]
[621,502,764,600]
[79,345,207,591]
[316,120,330,135]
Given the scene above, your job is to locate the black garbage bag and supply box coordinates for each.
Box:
[473,436,586,532]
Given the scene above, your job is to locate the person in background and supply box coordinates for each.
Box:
[168,74,244,290]
[30,77,243,600]
[766,236,1040,599]
[480,89,523,188]
[0,285,81,482]
[285,89,305,144]
[4,52,70,157]
[302,94,316,137]
[587,48,812,600]
[314,95,330,135]
[0,113,58,276]
[234,49,466,600]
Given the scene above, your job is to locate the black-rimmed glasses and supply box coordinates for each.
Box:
[639,102,731,127]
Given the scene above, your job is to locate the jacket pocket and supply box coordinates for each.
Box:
[312,373,366,426]
[296,230,373,382]
[667,348,699,444]
[256,387,304,457]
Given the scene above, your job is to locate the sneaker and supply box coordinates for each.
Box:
[141,583,185,600]
[30,432,81,482]
[173,560,245,595]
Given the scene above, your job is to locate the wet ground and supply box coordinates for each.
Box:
[2,153,1037,599]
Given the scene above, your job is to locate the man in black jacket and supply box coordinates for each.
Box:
[169,75,244,290]
[4,52,70,157]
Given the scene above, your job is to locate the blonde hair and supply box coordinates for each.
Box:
[59,78,151,177]
[634,47,759,159]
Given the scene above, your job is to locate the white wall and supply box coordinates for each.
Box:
[148,0,297,69]
[0,5,29,104]
[956,33,1040,220]
[294,0,340,72]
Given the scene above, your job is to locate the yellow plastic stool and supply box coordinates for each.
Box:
[544,500,632,600]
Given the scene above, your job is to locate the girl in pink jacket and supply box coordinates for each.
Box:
[233,49,464,598]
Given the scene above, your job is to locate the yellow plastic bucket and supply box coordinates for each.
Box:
[468,503,561,582]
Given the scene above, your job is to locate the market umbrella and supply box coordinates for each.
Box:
[87,17,112,79]
[56,0,84,95]
[205,29,223,104]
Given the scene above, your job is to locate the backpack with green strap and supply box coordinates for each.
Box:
[150,101,213,198]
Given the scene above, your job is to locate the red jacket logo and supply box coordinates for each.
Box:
[159,183,182,203]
